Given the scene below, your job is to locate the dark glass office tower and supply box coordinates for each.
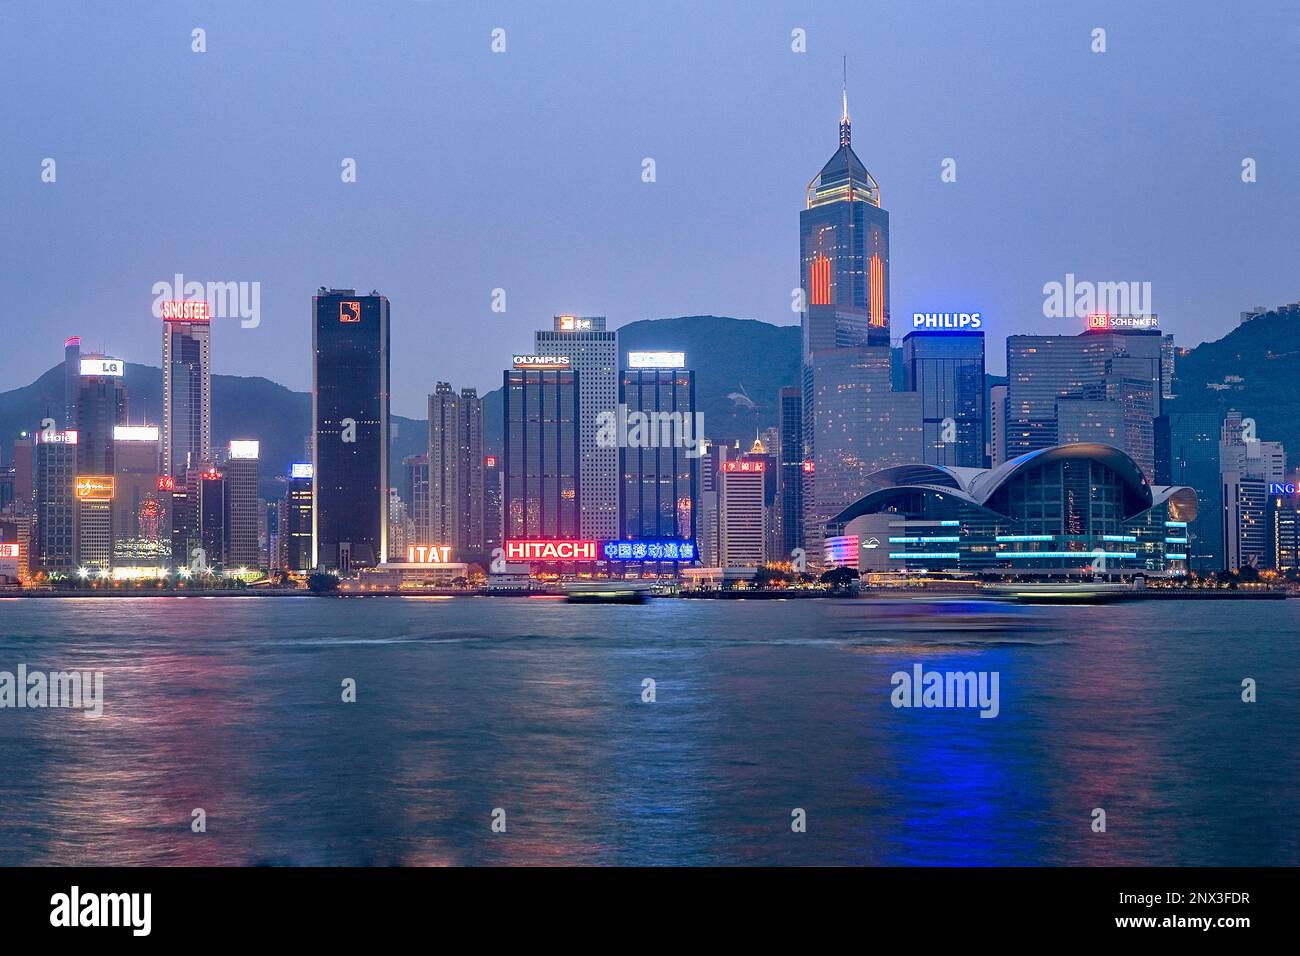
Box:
[902,331,986,468]
[75,360,128,476]
[34,430,76,572]
[503,365,579,540]
[63,336,81,428]
[1163,410,1223,573]
[617,365,698,559]
[799,85,889,342]
[281,465,314,572]
[1005,328,1163,467]
[312,289,390,573]
[778,386,804,557]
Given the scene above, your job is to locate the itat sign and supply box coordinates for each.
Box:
[913,312,982,330]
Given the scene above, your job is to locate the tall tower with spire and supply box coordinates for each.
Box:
[799,62,889,343]
[798,67,917,569]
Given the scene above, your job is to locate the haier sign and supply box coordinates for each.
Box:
[912,312,982,330]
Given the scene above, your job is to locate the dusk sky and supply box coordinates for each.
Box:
[5,1,1297,417]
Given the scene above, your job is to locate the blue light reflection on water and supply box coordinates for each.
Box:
[0,595,1295,866]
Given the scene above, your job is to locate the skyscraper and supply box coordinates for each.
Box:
[989,384,1009,467]
[720,459,766,568]
[799,76,889,340]
[34,429,76,573]
[312,289,390,573]
[902,330,986,468]
[459,387,485,558]
[777,386,804,558]
[63,336,80,429]
[617,356,698,571]
[503,358,580,541]
[1005,327,1163,477]
[224,440,261,569]
[428,382,461,553]
[162,310,211,478]
[75,356,128,476]
[281,463,314,573]
[402,453,430,546]
[534,316,618,539]
[112,425,164,569]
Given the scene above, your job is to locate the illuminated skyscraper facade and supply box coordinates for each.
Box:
[162,315,211,478]
[312,289,390,573]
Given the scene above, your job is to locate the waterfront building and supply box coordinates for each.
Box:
[617,356,698,574]
[902,329,985,468]
[224,440,261,569]
[1005,327,1163,476]
[1222,472,1269,572]
[503,358,580,541]
[534,315,618,539]
[312,289,390,573]
[402,453,430,546]
[483,452,503,555]
[777,386,804,558]
[1157,411,1223,573]
[428,383,462,552]
[112,425,166,569]
[799,79,889,340]
[458,388,485,558]
[824,443,1196,579]
[162,309,211,478]
[281,463,313,573]
[720,458,766,568]
[34,429,77,573]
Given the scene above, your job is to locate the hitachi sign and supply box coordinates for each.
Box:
[505,539,597,561]
[913,312,982,330]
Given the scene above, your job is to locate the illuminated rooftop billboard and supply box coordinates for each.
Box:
[80,357,123,377]
[627,351,686,368]
[512,355,571,369]
[229,440,260,460]
[114,425,159,442]
[160,300,211,323]
[290,462,314,479]
[74,476,114,500]
[601,539,697,561]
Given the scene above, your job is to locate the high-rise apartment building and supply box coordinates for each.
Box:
[459,388,485,557]
[989,384,1008,467]
[777,386,804,558]
[428,382,461,552]
[312,289,390,573]
[402,453,430,546]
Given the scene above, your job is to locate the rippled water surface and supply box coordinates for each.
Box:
[0,595,1296,865]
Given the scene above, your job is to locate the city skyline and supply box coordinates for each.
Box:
[6,1,1298,417]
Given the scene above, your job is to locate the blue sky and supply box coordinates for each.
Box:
[5,0,1297,416]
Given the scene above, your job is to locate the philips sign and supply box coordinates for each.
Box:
[912,312,982,330]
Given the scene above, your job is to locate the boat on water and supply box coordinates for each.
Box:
[862,597,1041,632]
[562,582,652,604]
[980,581,1140,603]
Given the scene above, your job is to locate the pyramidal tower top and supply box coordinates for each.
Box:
[808,58,880,209]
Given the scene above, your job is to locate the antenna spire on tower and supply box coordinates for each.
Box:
[839,56,851,148]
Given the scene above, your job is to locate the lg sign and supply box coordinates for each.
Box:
[913,312,982,330]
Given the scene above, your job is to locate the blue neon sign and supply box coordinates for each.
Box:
[601,540,697,561]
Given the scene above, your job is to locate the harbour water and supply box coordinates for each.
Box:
[0,596,1296,866]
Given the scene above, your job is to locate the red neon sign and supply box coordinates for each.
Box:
[802,459,815,473]
[161,300,211,322]
[157,475,176,491]
[505,539,598,561]
[1087,312,1110,330]
[723,461,764,473]
[485,455,497,468]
